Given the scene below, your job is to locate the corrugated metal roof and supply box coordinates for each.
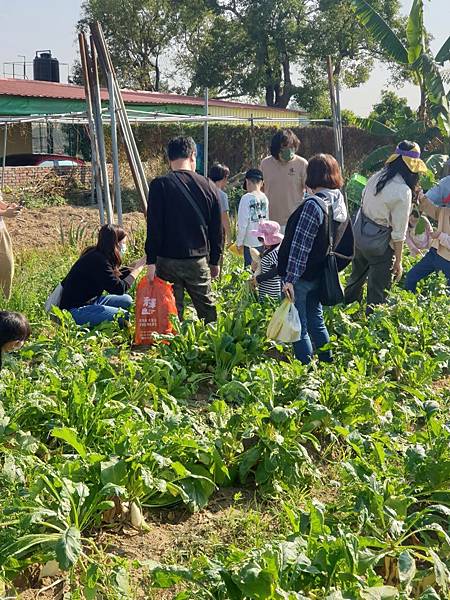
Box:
[0,78,304,114]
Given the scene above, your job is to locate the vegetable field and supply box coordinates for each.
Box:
[1,231,450,600]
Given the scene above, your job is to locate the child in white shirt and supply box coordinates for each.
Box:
[236,168,269,266]
[405,208,433,257]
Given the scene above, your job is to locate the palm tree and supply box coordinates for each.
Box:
[351,0,450,131]
[348,0,450,175]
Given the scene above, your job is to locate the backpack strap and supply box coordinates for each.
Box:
[308,193,352,260]
[169,172,207,229]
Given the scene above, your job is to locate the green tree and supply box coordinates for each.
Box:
[369,90,414,128]
[181,0,403,108]
[78,0,180,91]
[306,0,403,85]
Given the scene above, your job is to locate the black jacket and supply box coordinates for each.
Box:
[59,250,130,310]
[145,170,223,266]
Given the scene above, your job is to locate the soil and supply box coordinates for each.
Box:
[6,206,145,251]
[432,376,450,392]
[15,488,266,600]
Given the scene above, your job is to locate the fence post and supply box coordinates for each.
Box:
[203,88,209,176]
[1,124,7,192]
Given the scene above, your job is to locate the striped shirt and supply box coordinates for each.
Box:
[257,246,282,300]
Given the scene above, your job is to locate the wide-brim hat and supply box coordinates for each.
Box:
[385,142,428,174]
[250,220,284,246]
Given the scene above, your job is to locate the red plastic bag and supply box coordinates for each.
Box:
[134,276,178,345]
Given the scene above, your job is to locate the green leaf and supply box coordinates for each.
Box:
[353,117,397,136]
[178,475,216,512]
[426,154,449,177]
[350,0,408,64]
[415,217,426,235]
[239,445,262,484]
[361,145,394,173]
[406,0,424,64]
[429,549,450,593]
[55,527,82,571]
[233,563,274,599]
[3,533,60,561]
[419,587,441,600]
[51,427,87,458]
[435,36,450,64]
[100,457,127,486]
[419,54,446,102]
[360,586,399,599]
[398,551,416,587]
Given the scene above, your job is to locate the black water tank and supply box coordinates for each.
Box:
[33,51,60,82]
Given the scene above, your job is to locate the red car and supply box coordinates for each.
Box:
[5,154,85,167]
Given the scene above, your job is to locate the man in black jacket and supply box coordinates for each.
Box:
[145,136,223,323]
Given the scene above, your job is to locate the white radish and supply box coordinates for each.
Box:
[39,559,61,579]
[130,501,144,528]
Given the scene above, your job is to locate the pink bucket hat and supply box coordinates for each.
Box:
[250,220,284,246]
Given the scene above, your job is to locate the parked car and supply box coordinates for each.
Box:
[5,154,85,167]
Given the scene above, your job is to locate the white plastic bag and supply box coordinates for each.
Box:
[45,283,63,313]
[267,299,301,343]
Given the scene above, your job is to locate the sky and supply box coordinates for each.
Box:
[0,0,448,116]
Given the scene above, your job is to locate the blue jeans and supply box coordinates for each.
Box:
[405,248,450,292]
[69,294,133,327]
[293,277,332,365]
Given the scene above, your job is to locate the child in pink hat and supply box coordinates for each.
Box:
[250,220,284,301]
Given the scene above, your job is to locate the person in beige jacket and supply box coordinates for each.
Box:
[405,175,450,292]
[260,129,307,231]
[0,191,21,300]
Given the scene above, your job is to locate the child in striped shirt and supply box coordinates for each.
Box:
[250,221,284,301]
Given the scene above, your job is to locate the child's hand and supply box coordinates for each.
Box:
[431,230,442,239]
[250,276,258,289]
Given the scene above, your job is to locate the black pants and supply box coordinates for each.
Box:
[156,256,216,323]
[344,245,394,310]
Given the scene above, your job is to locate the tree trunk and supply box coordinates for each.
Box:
[266,85,275,106]
[418,81,427,122]
[155,55,160,92]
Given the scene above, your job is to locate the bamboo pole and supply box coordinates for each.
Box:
[203,88,209,176]
[93,35,147,214]
[89,38,113,224]
[335,78,345,172]
[326,56,344,173]
[90,22,148,213]
[78,33,105,225]
[107,72,123,225]
[250,113,256,166]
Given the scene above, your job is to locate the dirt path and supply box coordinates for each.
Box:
[7,206,145,250]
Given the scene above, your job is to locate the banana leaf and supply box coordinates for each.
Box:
[350,0,408,64]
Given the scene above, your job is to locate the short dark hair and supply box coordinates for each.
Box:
[167,136,196,161]
[209,163,230,182]
[0,311,31,369]
[270,129,300,158]
[306,154,344,190]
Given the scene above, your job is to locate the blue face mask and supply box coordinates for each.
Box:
[119,244,127,257]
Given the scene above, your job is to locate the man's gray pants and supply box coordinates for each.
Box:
[156,256,216,323]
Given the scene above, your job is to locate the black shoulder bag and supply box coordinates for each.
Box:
[319,202,345,306]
